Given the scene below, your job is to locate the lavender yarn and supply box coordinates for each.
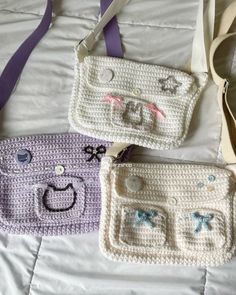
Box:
[0,133,110,236]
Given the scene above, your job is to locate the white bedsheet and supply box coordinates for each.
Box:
[0,0,236,294]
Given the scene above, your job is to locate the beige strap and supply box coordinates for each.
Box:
[77,0,129,62]
[105,142,130,158]
[209,1,236,163]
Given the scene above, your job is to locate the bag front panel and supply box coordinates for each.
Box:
[70,56,208,149]
[0,133,109,235]
[99,157,236,266]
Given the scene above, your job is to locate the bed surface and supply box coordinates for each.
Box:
[0,0,236,294]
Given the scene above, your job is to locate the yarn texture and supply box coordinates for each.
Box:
[0,133,109,236]
[69,56,208,149]
[99,157,236,267]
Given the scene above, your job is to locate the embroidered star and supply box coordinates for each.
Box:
[158,75,182,94]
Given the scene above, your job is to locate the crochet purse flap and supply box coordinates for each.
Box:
[99,156,236,267]
[0,134,109,236]
[69,56,207,150]
[69,0,209,150]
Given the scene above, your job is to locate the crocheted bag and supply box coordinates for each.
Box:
[0,0,110,235]
[69,0,212,150]
[99,144,236,267]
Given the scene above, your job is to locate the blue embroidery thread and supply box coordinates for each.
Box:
[208,175,216,182]
[134,209,158,228]
[191,212,214,233]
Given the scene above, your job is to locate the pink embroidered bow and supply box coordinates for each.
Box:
[102,95,123,107]
[145,103,165,119]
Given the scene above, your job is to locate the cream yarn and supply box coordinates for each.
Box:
[99,157,236,266]
[69,56,208,150]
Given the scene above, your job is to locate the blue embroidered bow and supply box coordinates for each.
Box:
[134,209,158,228]
[191,212,214,233]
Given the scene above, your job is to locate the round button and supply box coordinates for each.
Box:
[197,182,204,189]
[15,149,32,166]
[98,68,114,83]
[208,175,216,182]
[55,165,65,175]
[168,197,177,206]
[207,185,215,192]
[132,88,142,96]
[125,175,143,192]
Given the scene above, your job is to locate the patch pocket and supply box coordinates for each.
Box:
[117,205,167,248]
[110,96,156,132]
[33,176,85,223]
[177,209,226,251]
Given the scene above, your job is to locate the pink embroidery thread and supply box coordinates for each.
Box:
[102,95,123,107]
[145,103,165,119]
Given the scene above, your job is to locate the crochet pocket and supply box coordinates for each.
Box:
[33,176,85,223]
[111,97,155,132]
[176,209,226,252]
[117,205,167,248]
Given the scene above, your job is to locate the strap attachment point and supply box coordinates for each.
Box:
[77,31,96,62]
[223,79,229,94]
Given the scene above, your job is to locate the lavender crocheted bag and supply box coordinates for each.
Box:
[0,1,110,235]
[0,133,109,235]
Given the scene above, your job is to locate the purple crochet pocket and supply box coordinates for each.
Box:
[0,133,109,236]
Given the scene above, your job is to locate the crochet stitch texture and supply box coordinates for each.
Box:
[69,55,208,149]
[99,157,236,267]
[0,133,109,236]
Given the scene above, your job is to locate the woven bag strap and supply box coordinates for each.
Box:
[209,1,236,163]
[78,0,215,73]
[0,0,52,110]
[100,0,123,58]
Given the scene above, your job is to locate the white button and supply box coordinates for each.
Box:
[168,197,177,205]
[132,88,142,96]
[55,165,65,175]
[99,69,114,83]
[125,175,143,192]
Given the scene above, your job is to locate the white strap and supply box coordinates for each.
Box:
[209,1,236,163]
[191,0,215,72]
[105,142,130,158]
[77,0,129,62]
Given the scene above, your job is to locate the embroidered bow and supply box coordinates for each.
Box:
[83,145,106,162]
[191,212,214,233]
[102,94,123,107]
[145,103,165,119]
[134,209,158,228]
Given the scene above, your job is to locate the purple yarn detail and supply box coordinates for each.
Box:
[100,0,124,58]
[0,0,52,110]
[0,133,110,236]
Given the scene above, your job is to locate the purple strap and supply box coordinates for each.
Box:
[0,0,52,110]
[100,0,123,58]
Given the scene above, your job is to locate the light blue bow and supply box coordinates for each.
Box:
[191,212,214,234]
[134,209,158,228]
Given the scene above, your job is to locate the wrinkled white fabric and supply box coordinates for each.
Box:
[0,0,236,294]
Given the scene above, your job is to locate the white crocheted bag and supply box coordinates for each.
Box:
[99,144,236,267]
[69,0,210,150]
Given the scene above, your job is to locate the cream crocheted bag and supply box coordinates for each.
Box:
[99,144,236,267]
[69,0,212,150]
